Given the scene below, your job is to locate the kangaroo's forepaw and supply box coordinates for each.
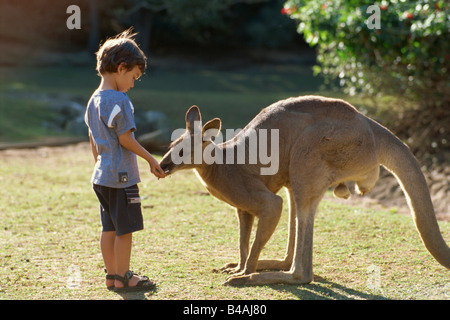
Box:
[218,263,242,274]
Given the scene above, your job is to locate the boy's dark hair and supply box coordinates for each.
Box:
[96,28,147,76]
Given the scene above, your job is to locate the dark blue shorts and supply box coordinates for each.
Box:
[93,184,143,236]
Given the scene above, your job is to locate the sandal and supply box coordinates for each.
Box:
[105,269,115,291]
[114,270,156,293]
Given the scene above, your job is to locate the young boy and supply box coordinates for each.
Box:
[85,29,166,292]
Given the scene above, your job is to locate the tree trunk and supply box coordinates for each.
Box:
[88,0,100,52]
[136,8,153,55]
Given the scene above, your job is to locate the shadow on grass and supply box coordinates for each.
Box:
[113,286,158,300]
[111,275,387,300]
[265,275,387,300]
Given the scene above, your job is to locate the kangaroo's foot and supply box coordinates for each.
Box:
[217,258,292,275]
[256,259,292,271]
[224,271,313,286]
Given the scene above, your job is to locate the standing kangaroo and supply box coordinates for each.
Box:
[159,95,450,285]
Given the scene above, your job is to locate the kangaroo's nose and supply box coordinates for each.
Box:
[159,161,173,175]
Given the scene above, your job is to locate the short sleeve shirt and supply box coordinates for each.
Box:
[85,89,140,188]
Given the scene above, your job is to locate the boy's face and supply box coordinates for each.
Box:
[115,64,142,93]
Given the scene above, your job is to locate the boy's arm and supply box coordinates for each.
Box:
[89,132,98,163]
[118,129,166,179]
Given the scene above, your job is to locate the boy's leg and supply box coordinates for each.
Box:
[95,184,148,289]
[94,184,117,288]
[114,232,132,278]
[114,232,146,288]
[101,231,116,288]
[100,231,144,289]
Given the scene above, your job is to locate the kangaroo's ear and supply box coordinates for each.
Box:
[202,118,222,141]
[185,105,201,133]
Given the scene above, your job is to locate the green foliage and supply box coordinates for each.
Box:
[283,0,449,107]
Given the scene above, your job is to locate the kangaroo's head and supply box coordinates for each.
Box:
[160,105,221,175]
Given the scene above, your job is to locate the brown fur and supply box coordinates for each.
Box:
[159,95,450,285]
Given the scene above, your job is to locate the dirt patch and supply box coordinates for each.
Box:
[327,165,449,222]
[367,166,449,221]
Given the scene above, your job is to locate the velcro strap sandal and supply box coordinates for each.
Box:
[114,270,156,293]
[105,269,115,291]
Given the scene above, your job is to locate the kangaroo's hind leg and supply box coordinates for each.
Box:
[225,191,283,285]
[254,187,295,272]
[225,161,329,285]
[222,189,295,275]
[225,184,325,286]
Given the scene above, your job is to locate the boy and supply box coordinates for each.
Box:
[85,29,166,292]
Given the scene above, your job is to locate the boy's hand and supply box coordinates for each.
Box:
[148,157,166,179]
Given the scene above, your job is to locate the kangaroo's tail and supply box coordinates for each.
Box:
[369,119,450,269]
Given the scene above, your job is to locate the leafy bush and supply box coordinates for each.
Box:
[283,0,449,159]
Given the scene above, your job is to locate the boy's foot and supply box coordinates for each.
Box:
[114,270,156,292]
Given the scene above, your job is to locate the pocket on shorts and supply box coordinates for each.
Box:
[124,185,141,205]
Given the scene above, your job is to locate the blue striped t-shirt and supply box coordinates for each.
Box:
[85,89,140,188]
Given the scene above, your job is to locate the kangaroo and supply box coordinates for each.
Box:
[159,95,450,285]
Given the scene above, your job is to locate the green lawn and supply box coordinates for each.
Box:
[0,63,448,300]
[0,144,448,300]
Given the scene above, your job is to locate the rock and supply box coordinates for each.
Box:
[50,100,87,136]
[45,97,171,152]
[65,114,87,136]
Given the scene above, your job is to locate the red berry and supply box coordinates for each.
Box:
[281,6,296,15]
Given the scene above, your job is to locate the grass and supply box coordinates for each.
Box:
[0,144,448,300]
[0,62,448,300]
